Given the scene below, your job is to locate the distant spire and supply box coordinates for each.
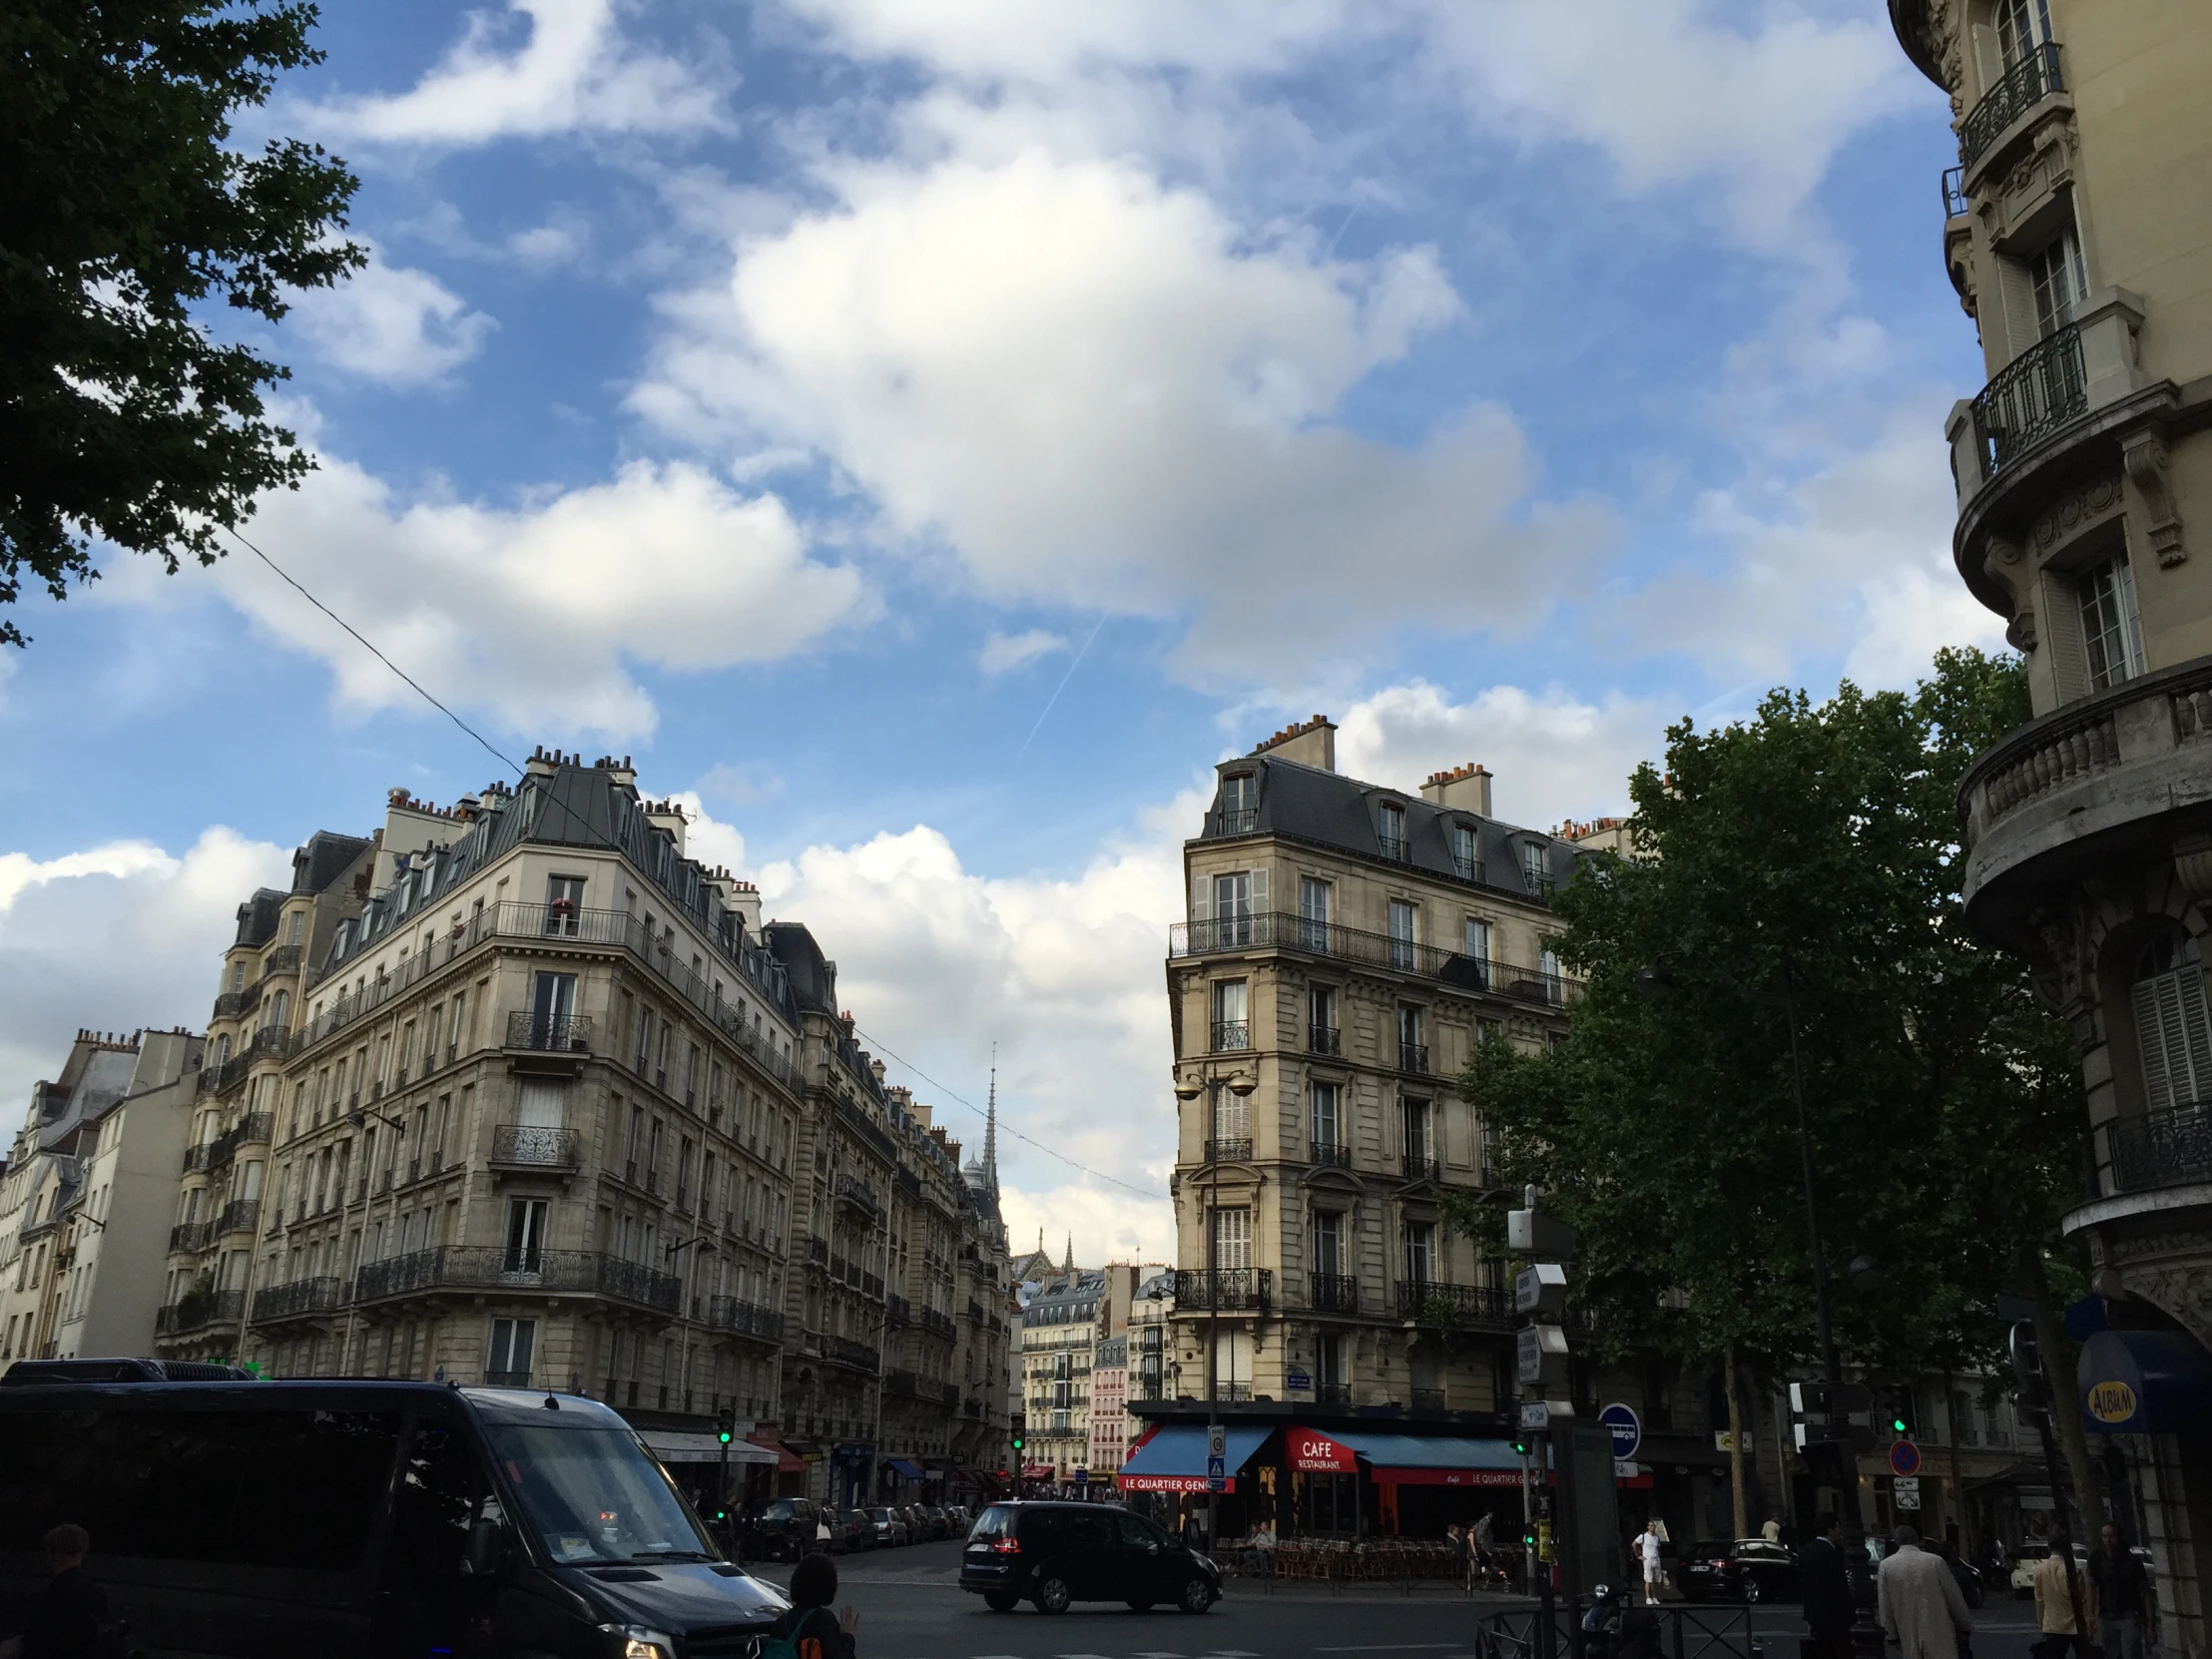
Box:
[984,1044,999,1197]
[1063,1233,1074,1276]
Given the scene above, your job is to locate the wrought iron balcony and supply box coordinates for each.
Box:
[806,1235,828,1265]
[1959,43,2062,175]
[353,1246,680,1312]
[196,1055,253,1098]
[156,1289,243,1335]
[1398,1042,1430,1075]
[706,1295,786,1341]
[1209,1020,1250,1052]
[262,943,302,976]
[1940,166,1967,219]
[1309,1022,1341,1056]
[1204,1137,1254,1164]
[884,1368,920,1397]
[1172,910,1578,1001]
[1171,1267,1272,1312]
[1396,1280,1513,1329]
[216,1199,260,1236]
[921,1307,957,1341]
[253,1275,343,1323]
[2107,1102,2212,1195]
[1309,1273,1359,1313]
[1316,1382,1352,1404]
[825,1334,880,1372]
[835,1175,881,1217]
[1378,833,1409,862]
[182,1142,215,1175]
[168,1221,213,1255]
[1309,1141,1353,1170]
[885,1294,911,1327]
[1401,1155,1442,1186]
[491,1124,581,1169]
[212,985,262,1021]
[505,1010,593,1052]
[1206,808,1259,837]
[1971,323,2086,476]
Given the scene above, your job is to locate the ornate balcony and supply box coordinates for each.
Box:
[1204,1137,1254,1164]
[253,1275,344,1323]
[1971,324,2087,478]
[1209,1020,1250,1052]
[1171,1268,1272,1313]
[1309,1023,1341,1055]
[490,1124,581,1170]
[1396,1280,1513,1329]
[1958,43,2062,177]
[505,1011,593,1052]
[1309,1273,1359,1314]
[1398,1042,1430,1075]
[156,1289,244,1335]
[2106,1103,2212,1195]
[706,1295,785,1342]
[1401,1154,1442,1186]
[920,1307,957,1341]
[834,1175,881,1218]
[216,1199,260,1237]
[1172,910,1576,1003]
[824,1334,879,1373]
[353,1246,679,1312]
[1308,1141,1353,1170]
[168,1221,213,1255]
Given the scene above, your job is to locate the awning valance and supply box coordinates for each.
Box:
[746,1431,808,1474]
[883,1457,927,1481]
[1118,1423,1271,1492]
[641,1430,777,1466]
[2079,1328,2212,1434]
[1287,1426,1525,1487]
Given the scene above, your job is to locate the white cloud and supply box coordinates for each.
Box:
[292,249,496,386]
[1846,553,2007,692]
[639,151,1612,685]
[306,0,724,146]
[0,830,290,1108]
[977,629,1066,676]
[119,453,868,741]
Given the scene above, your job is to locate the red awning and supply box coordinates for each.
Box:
[747,1428,809,1474]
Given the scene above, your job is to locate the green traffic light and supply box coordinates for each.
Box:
[1892,1418,1908,1434]
[719,1428,733,1443]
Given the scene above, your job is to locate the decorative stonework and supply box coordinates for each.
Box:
[2029,905,2089,1016]
[2174,834,2212,901]
[2103,1226,2212,1353]
[2029,475,2126,556]
[2121,430,2186,568]
[2006,607,2039,652]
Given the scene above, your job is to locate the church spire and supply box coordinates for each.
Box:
[1063,1233,1075,1276]
[984,1044,999,1197]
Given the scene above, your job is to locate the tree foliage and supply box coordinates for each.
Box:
[1448,648,2083,1380]
[0,0,360,643]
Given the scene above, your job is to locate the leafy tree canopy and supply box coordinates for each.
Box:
[0,0,360,644]
[1449,648,2082,1380]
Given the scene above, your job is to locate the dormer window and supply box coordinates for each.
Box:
[1451,824,1478,881]
[1379,802,1407,860]
[1216,774,1258,835]
[1520,840,1553,894]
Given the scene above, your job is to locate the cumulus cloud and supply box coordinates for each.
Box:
[0,830,290,1108]
[125,454,868,740]
[292,249,496,386]
[305,0,724,146]
[977,629,1066,676]
[638,151,1612,684]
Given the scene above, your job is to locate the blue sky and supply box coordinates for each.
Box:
[0,0,1994,1261]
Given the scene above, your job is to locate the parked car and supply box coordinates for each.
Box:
[866,1505,911,1548]
[831,1508,873,1553]
[959,1499,1221,1614]
[748,1496,826,1561]
[1676,1539,1801,1604]
[0,1360,792,1658]
[920,1504,952,1540]
[900,1503,929,1542]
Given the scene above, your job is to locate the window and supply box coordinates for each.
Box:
[1451,824,1478,880]
[634,1006,656,1074]
[1310,1210,1345,1278]
[1540,948,1564,1005]
[2027,227,2088,340]
[1397,1004,1425,1072]
[446,994,466,1061]
[2079,551,2146,691]
[1378,802,1406,860]
[1402,1220,1434,1287]
[544,875,584,936]
[1309,984,1338,1054]
[1298,875,1332,951]
[487,1318,537,1385]
[2132,933,2212,1111]
[1211,979,1250,1052]
[1212,870,1253,946]
[1387,899,1417,971]
[1402,1097,1433,1173]
[1995,0,2053,69]
[285,910,303,946]
[229,962,246,993]
[1520,840,1552,894]
[268,990,290,1032]
[1211,1081,1249,1149]
[1219,773,1257,831]
[1210,1206,1252,1273]
[505,1200,548,1273]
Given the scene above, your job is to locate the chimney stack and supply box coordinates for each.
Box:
[1251,714,1337,773]
[1420,763,1492,817]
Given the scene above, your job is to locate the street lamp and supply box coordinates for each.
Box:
[666,1234,718,1421]
[1173,1067,1255,1552]
[338,1105,410,1376]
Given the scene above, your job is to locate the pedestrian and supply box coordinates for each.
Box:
[1447,1524,1471,1597]
[1879,1525,1971,1659]
[2087,1523,2153,1659]
[767,1553,858,1659]
[1638,1520,1665,1605]
[1763,1517,1782,1544]
[1798,1512,1855,1659]
[0,1523,115,1659]
[2031,1530,2094,1659]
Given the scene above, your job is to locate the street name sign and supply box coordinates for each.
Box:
[1517,1324,1570,1386]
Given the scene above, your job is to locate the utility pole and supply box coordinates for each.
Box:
[1174,1067,1255,1551]
[1511,1191,1579,1659]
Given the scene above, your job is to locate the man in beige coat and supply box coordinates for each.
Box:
[1880,1525,1972,1659]
[2033,1532,2095,1658]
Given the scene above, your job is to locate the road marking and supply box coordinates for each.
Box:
[1314,1648,1463,1653]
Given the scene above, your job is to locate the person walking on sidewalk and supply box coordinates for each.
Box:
[1879,1525,1971,1659]
[1637,1521,1665,1605]
[2088,1524,2153,1659]
[1799,1513,1855,1659]
[2032,1531,2093,1659]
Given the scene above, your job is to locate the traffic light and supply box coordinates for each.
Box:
[1011,1432,1024,1452]
[1511,1435,1530,1456]
[1879,1385,1919,1439]
[717,1408,735,1446]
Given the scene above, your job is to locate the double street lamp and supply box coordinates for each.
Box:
[1172,1067,1255,1551]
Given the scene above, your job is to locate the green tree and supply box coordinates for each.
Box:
[1,0,361,644]
[1448,649,2094,1514]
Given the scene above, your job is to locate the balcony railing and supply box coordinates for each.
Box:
[263,943,303,976]
[1206,808,1259,837]
[921,1307,957,1341]
[824,1334,880,1372]
[1397,1280,1514,1329]
[1316,1382,1352,1405]
[1309,1141,1352,1170]
[1959,43,2062,175]
[1940,165,1967,219]
[1309,1023,1341,1056]
[1172,1268,1272,1312]
[216,1199,260,1236]
[835,1175,881,1217]
[1210,1020,1250,1052]
[253,1275,344,1323]
[212,985,261,1021]
[1204,1137,1254,1164]
[1309,1273,1359,1313]
[182,1142,216,1175]
[156,1289,244,1335]
[196,1055,253,1098]
[1398,1042,1430,1075]
[1972,322,2086,476]
[706,1295,786,1341]
[354,1246,680,1311]
[169,1221,213,1255]
[2108,1102,2212,1195]
[505,1010,593,1053]
[1401,1155,1442,1186]
[490,1124,582,1169]
[885,1294,911,1327]
[1172,911,1576,1002]
[1378,834,1408,862]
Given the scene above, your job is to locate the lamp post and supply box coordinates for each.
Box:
[339,1105,410,1376]
[666,1232,717,1417]
[1173,1067,1255,1553]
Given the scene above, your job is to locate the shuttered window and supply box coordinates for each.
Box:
[2133,935,2212,1110]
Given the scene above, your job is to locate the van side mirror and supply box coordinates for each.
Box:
[463,1518,511,1577]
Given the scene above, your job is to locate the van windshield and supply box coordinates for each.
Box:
[484,1423,713,1566]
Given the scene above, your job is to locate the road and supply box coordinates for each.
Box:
[748,1541,2049,1659]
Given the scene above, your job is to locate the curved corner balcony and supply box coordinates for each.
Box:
[2062,1101,2212,1271]
[1956,655,2212,954]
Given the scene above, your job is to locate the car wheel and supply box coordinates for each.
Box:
[984,1591,1019,1612]
[1034,1572,1073,1613]
[1743,1578,1763,1605]
[1178,1576,1214,1614]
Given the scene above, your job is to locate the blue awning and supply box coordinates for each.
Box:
[1291,1425,1523,1485]
[883,1456,927,1481]
[1119,1423,1271,1492]
[2079,1329,2212,1434]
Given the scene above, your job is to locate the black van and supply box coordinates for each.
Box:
[0,1361,790,1657]
[958,1500,1220,1615]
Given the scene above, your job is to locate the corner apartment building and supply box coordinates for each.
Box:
[1890,1,2212,1647]
[1165,716,1577,1416]
[1020,1261,1144,1483]
[0,1030,203,1364]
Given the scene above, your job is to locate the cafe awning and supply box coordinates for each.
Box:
[1288,1424,1525,1487]
[747,1431,809,1474]
[883,1457,927,1481]
[641,1430,777,1466]
[1118,1422,1271,1492]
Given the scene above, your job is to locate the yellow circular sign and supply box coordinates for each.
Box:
[2086,1381,2138,1423]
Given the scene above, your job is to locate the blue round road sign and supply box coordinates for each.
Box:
[1890,1440,1921,1477]
[1600,1402,1642,1460]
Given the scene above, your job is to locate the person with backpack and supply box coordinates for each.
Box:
[0,1523,128,1659]
[764,1553,858,1659]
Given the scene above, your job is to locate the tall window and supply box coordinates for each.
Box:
[504,1199,547,1273]
[2028,230,2088,341]
[2080,551,2147,691]
[1299,875,1332,951]
[1309,984,1338,1054]
[1397,1004,1425,1072]
[1211,978,1250,1052]
[285,910,303,946]
[1219,773,1257,831]
[544,874,585,936]
[1520,840,1552,894]
[1212,870,1253,946]
[1211,1082,1249,1149]
[1996,0,2053,68]
[1402,1098,1433,1172]
[634,1006,656,1074]
[1401,1220,1434,1288]
[1310,1080,1341,1152]
[1316,1332,1345,1390]
[2132,933,2212,1111]
[1211,1206,1252,1273]
[1387,898,1417,971]
[487,1317,537,1385]
[1451,824,1478,880]
[1310,1210,1345,1278]
[1378,802,1406,860]
[1540,948,1564,1005]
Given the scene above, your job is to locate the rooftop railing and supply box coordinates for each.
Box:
[1171,910,1576,1003]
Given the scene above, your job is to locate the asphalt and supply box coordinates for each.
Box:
[745,1540,2053,1659]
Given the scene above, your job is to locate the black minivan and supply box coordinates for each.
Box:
[958,1501,1220,1615]
[0,1360,790,1657]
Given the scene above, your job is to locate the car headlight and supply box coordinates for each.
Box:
[601,1624,678,1659]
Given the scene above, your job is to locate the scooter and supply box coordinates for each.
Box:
[1582,1582,1664,1659]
